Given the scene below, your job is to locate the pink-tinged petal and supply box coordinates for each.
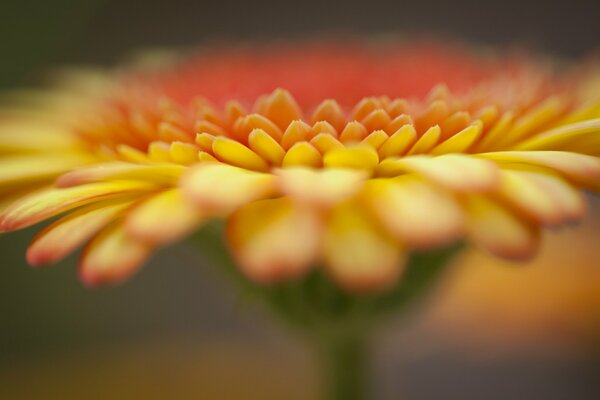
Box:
[79,222,152,286]
[323,200,405,292]
[363,177,464,247]
[227,198,322,283]
[377,154,500,192]
[126,189,204,245]
[27,202,130,266]
[181,163,277,213]
[0,181,157,232]
[477,151,600,183]
[465,196,539,260]
[496,170,585,225]
[56,162,185,187]
[274,167,367,207]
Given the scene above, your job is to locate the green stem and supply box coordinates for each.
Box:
[319,329,369,400]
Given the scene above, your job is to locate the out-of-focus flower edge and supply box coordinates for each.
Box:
[0,41,599,292]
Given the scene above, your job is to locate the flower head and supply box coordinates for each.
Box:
[1,41,599,291]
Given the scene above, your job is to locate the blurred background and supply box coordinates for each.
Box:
[1,0,599,399]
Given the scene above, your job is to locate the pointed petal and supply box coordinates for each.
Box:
[227,198,322,283]
[0,181,156,231]
[27,202,129,266]
[262,89,303,129]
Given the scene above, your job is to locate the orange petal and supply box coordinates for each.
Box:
[227,198,322,283]
[262,89,303,130]
[0,181,156,232]
[323,200,405,292]
[27,202,130,266]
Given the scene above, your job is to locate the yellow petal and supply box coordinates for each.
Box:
[0,154,94,188]
[515,118,600,153]
[27,202,129,266]
[169,142,199,165]
[339,121,368,143]
[324,200,405,292]
[282,142,322,168]
[0,181,156,231]
[406,125,441,155]
[275,167,367,206]
[323,145,379,171]
[477,151,600,183]
[80,222,152,286]
[465,196,539,260]
[377,154,499,192]
[126,189,204,244]
[212,136,269,171]
[181,163,277,213]
[310,133,344,154]
[57,162,185,187]
[363,177,464,247]
[430,121,482,155]
[227,198,322,283]
[496,170,585,225]
[248,128,286,166]
[281,120,311,150]
[378,124,417,159]
[361,130,388,149]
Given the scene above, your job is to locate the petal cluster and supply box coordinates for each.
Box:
[1,42,599,291]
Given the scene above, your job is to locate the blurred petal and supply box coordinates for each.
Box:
[0,181,156,231]
[324,200,405,292]
[80,222,152,286]
[126,189,204,245]
[227,198,322,283]
[182,163,277,213]
[465,196,539,260]
[363,177,464,247]
[27,202,130,266]
[275,167,367,207]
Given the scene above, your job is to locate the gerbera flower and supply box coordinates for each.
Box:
[0,41,599,291]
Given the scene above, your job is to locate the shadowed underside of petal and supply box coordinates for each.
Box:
[363,177,464,247]
[495,170,585,225]
[465,195,539,260]
[227,197,322,283]
[27,201,131,266]
[323,200,405,292]
[80,221,152,286]
[126,188,205,245]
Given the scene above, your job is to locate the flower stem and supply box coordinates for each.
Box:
[319,328,369,400]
